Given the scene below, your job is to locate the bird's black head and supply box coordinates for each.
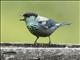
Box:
[20,12,38,21]
[23,12,38,18]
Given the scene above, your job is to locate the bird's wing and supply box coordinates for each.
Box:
[36,16,56,29]
[38,21,48,29]
[46,19,56,28]
[38,19,56,29]
[36,16,49,21]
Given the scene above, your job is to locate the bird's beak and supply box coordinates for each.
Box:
[20,19,25,21]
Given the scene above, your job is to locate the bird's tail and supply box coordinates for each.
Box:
[56,22,71,27]
[60,21,71,26]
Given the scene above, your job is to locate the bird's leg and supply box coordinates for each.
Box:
[34,37,39,44]
[48,36,51,45]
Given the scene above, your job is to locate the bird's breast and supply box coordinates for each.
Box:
[26,21,57,37]
[27,24,53,37]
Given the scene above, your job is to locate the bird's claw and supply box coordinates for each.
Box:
[34,42,38,45]
[48,41,52,45]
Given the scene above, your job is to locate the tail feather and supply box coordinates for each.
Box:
[56,22,71,27]
[60,22,71,26]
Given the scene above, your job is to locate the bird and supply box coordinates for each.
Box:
[20,12,71,44]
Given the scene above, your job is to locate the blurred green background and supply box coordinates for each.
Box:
[1,1,79,44]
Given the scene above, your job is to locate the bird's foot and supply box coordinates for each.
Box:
[48,41,52,45]
[34,42,38,45]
